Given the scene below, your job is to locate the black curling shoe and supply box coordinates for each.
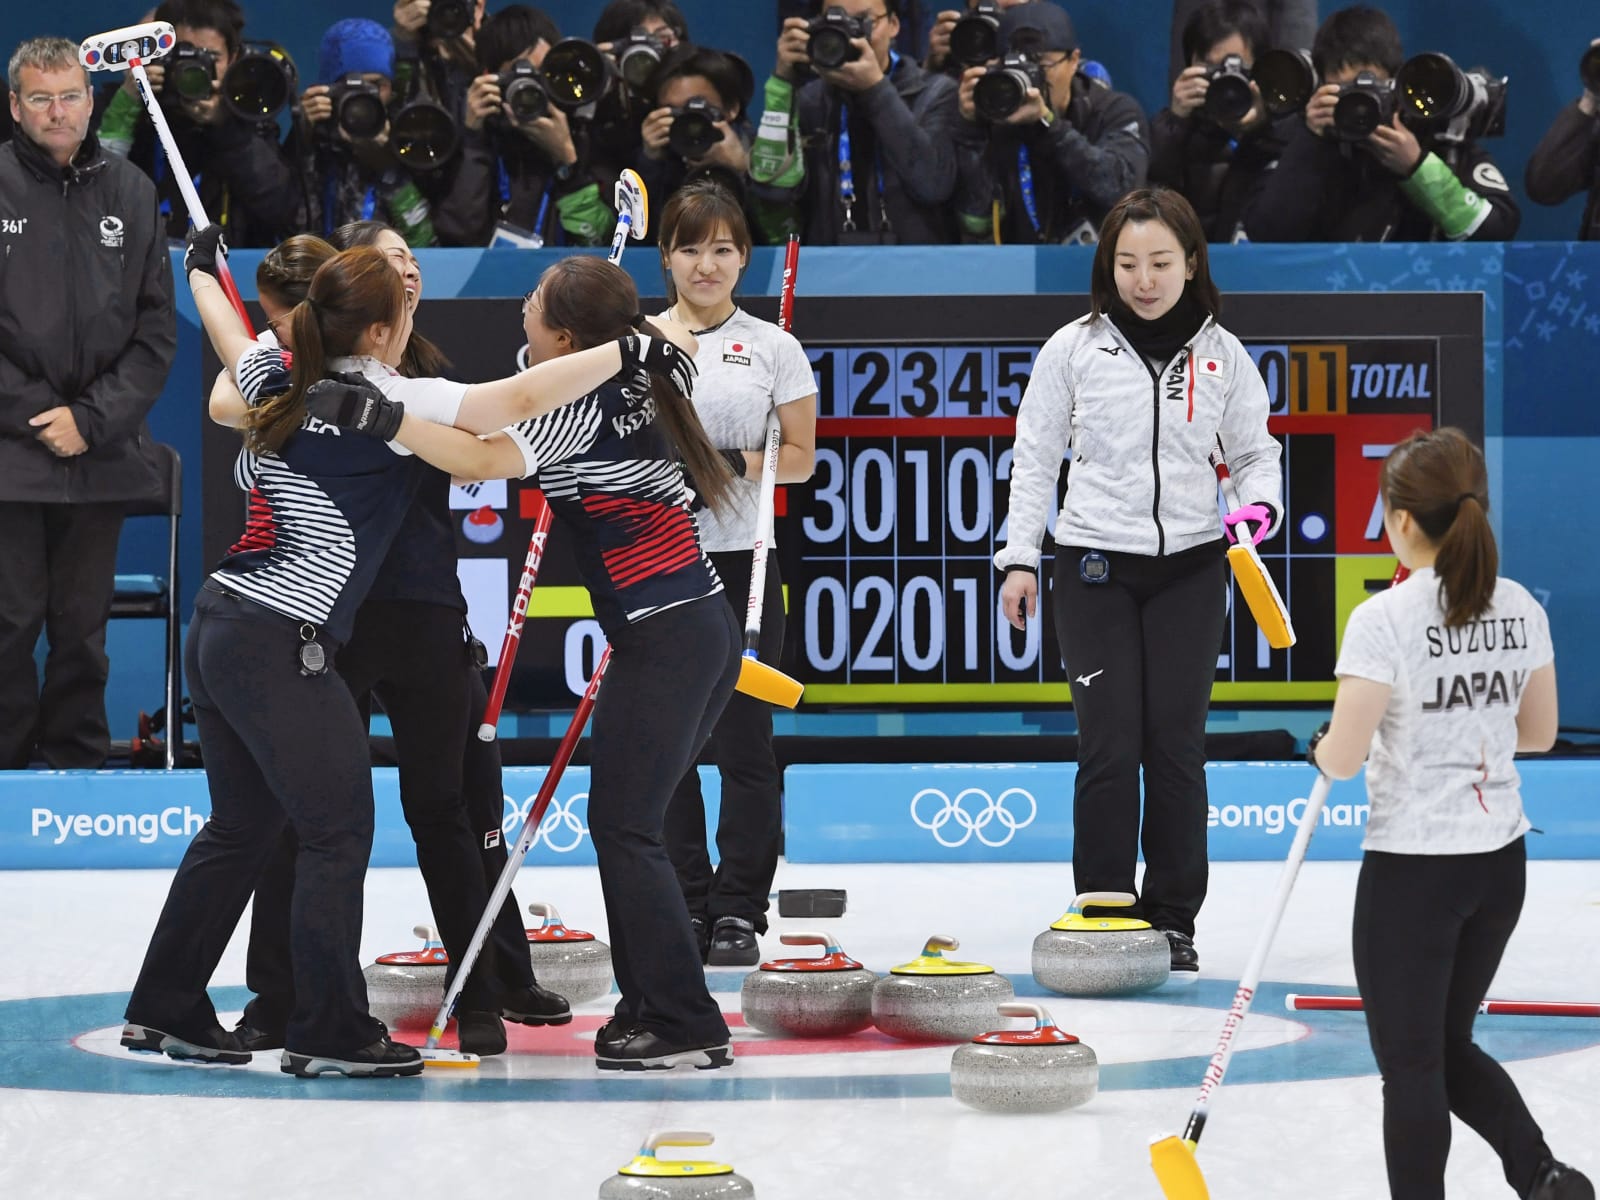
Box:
[1531,1159,1596,1200]
[707,916,760,967]
[280,1034,423,1078]
[456,1010,507,1057]
[594,1024,733,1072]
[691,915,711,963]
[502,982,572,1026]
[121,1021,251,1065]
[1161,930,1200,974]
[232,1021,286,1052]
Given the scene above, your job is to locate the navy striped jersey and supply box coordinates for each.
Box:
[501,367,721,637]
[212,347,462,643]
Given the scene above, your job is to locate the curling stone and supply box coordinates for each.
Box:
[950,1001,1099,1113]
[526,901,614,1005]
[1032,891,1170,996]
[599,1131,755,1198]
[739,932,877,1037]
[871,934,1015,1043]
[363,924,448,1029]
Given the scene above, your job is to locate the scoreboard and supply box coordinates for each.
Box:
[201,291,1484,710]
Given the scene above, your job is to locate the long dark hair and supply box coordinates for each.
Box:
[1089,187,1221,318]
[656,178,752,305]
[536,255,735,512]
[1381,426,1497,627]
[330,220,450,378]
[256,234,337,311]
[246,247,406,454]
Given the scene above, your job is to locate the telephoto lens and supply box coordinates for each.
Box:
[615,28,665,92]
[427,0,473,40]
[1202,53,1254,123]
[540,39,614,109]
[390,100,459,170]
[1396,52,1507,139]
[808,7,870,71]
[221,44,295,121]
[498,60,550,123]
[948,3,1001,68]
[331,75,387,140]
[973,54,1045,123]
[1332,70,1394,141]
[1251,47,1316,116]
[668,96,724,159]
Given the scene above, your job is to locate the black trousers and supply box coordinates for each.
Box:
[663,550,784,932]
[593,593,740,1045]
[242,599,514,1030]
[1353,840,1552,1200]
[1052,541,1227,937]
[127,587,381,1056]
[0,500,125,768]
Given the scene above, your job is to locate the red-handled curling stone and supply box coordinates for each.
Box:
[739,931,877,1037]
[950,1001,1099,1113]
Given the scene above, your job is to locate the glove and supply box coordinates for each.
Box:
[305,371,404,441]
[618,332,697,399]
[679,464,708,512]
[1223,502,1273,546]
[719,448,748,478]
[1307,721,1330,772]
[184,223,228,280]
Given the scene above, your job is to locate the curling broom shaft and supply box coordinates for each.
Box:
[1287,994,1600,1018]
[478,493,554,741]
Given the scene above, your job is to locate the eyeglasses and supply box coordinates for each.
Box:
[521,290,540,316]
[19,90,89,112]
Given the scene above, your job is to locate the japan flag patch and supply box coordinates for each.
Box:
[723,338,752,366]
[1197,356,1225,380]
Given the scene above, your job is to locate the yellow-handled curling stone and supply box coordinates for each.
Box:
[599,1131,754,1198]
[739,931,877,1037]
[525,901,613,1005]
[950,1001,1099,1113]
[1031,892,1170,996]
[871,934,1015,1042]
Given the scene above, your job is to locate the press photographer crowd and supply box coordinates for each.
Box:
[5,0,1600,249]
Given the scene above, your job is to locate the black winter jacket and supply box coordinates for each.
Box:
[1524,102,1600,241]
[1148,108,1295,243]
[0,133,176,503]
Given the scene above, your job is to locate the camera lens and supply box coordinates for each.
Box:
[973,69,1027,123]
[948,15,998,67]
[504,76,548,122]
[427,0,473,40]
[1397,52,1464,121]
[1333,87,1385,140]
[338,91,387,140]
[541,39,611,108]
[172,61,213,102]
[618,42,661,91]
[391,102,459,170]
[1205,71,1255,123]
[809,28,854,71]
[1584,45,1600,93]
[222,55,290,120]
[669,111,718,159]
[1252,48,1316,117]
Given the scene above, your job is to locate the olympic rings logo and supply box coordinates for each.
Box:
[502,792,590,853]
[910,787,1037,848]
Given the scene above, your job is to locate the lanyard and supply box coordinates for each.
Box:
[323,174,377,236]
[1016,144,1040,237]
[497,158,554,240]
[836,50,897,233]
[153,142,205,224]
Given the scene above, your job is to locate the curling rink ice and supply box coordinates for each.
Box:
[3,857,1598,1199]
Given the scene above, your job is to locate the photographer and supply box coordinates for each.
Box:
[750,0,961,245]
[953,3,1148,244]
[391,0,485,127]
[1150,0,1296,242]
[96,0,299,247]
[298,19,437,247]
[594,0,688,50]
[637,46,770,243]
[1244,5,1518,243]
[433,5,614,247]
[1167,0,1315,82]
[924,0,1031,78]
[1524,39,1600,241]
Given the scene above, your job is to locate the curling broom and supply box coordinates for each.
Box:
[1210,438,1294,649]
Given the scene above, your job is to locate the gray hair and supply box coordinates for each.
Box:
[8,37,90,93]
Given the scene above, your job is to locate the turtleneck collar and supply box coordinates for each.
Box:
[1107,283,1210,365]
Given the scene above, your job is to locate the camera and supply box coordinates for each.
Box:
[1251,47,1317,116]
[390,99,459,169]
[496,59,551,124]
[163,41,218,104]
[1397,52,1507,140]
[540,38,614,110]
[220,42,297,122]
[329,74,388,141]
[973,52,1045,123]
[668,96,724,159]
[427,0,474,40]
[948,2,1001,68]
[1332,70,1395,141]
[1201,53,1254,123]
[808,6,872,71]
[613,27,666,92]
[1583,43,1600,93]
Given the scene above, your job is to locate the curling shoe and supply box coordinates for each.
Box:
[456,1010,507,1057]
[232,1021,286,1052]
[502,982,572,1026]
[1161,930,1200,974]
[707,916,760,967]
[691,915,712,963]
[1530,1159,1596,1200]
[594,1023,733,1072]
[280,1034,423,1078]
[121,1021,251,1065]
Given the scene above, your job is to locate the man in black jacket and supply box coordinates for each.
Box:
[1524,40,1600,242]
[0,37,177,769]
[1244,5,1518,243]
[750,0,961,244]
[953,2,1148,244]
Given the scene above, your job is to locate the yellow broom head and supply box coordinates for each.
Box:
[1227,541,1295,649]
[1149,1135,1209,1199]
[737,656,804,709]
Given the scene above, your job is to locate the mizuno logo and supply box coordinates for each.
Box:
[1096,346,1122,356]
[1075,669,1104,687]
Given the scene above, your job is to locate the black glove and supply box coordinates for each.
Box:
[618,332,697,398]
[305,371,404,441]
[679,464,708,512]
[719,448,748,478]
[1307,721,1330,772]
[184,223,228,280]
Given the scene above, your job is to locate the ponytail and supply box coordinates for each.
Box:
[1434,491,1498,627]
[648,373,736,513]
[246,301,324,454]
